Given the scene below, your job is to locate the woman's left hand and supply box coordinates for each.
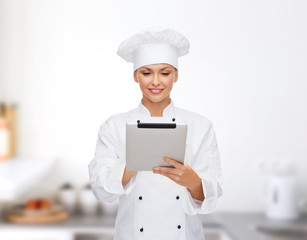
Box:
[152,157,202,191]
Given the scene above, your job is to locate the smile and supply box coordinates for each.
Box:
[148,88,164,94]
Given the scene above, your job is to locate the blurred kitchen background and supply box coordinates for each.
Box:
[1,0,307,240]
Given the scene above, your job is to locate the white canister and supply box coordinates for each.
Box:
[58,184,77,214]
[79,184,99,215]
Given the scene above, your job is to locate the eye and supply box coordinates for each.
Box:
[143,72,151,75]
[162,73,170,76]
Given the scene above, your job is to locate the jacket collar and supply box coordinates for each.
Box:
[137,98,175,119]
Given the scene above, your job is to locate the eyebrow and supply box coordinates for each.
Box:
[142,67,172,70]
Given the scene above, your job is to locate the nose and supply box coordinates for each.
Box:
[152,73,160,86]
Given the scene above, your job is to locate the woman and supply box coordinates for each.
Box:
[88,26,223,240]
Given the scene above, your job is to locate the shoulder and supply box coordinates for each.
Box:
[98,107,136,131]
[99,113,125,130]
[175,106,213,129]
[175,106,218,143]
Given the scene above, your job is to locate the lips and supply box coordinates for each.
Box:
[149,88,163,94]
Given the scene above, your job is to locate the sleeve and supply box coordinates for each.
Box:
[182,121,223,215]
[88,119,137,203]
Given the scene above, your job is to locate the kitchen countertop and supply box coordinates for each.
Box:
[202,212,307,240]
[1,212,307,240]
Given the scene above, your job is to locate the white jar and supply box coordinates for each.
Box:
[79,188,99,215]
[58,184,76,214]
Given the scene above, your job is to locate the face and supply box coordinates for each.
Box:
[133,63,178,104]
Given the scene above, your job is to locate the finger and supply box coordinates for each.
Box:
[163,157,184,169]
[155,171,183,184]
[153,166,179,175]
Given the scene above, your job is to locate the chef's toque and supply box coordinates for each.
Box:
[117,26,190,71]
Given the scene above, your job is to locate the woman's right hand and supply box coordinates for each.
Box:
[122,167,137,187]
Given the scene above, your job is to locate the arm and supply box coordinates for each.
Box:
[122,167,137,187]
[182,121,223,215]
[152,120,222,215]
[88,119,137,203]
[187,177,204,201]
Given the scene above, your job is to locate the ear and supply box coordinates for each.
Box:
[174,69,178,83]
[133,71,138,83]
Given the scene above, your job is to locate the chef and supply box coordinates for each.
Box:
[88,26,223,240]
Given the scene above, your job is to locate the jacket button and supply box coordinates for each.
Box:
[139,196,142,200]
[140,227,143,232]
[176,196,180,200]
[177,225,181,229]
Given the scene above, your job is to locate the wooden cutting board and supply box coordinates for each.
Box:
[5,209,69,224]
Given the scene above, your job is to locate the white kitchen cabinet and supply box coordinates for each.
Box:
[0,229,73,240]
[0,227,233,240]
[0,228,115,240]
[0,215,233,240]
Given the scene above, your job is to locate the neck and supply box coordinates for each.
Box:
[142,97,171,117]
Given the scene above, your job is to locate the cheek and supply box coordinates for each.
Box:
[139,74,153,82]
[138,78,150,89]
[162,78,174,88]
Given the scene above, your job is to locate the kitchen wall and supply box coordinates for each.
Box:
[1,0,307,212]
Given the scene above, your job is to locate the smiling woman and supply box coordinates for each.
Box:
[88,26,223,240]
[133,63,178,117]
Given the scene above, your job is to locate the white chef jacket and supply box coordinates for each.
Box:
[88,99,223,240]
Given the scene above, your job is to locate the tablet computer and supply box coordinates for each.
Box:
[126,122,187,171]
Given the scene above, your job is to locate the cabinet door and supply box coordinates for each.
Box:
[0,229,73,240]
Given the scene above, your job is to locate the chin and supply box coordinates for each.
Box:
[148,96,167,103]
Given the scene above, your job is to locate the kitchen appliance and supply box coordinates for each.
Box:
[262,174,300,220]
[258,159,305,220]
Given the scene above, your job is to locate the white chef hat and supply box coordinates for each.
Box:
[117,26,190,71]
